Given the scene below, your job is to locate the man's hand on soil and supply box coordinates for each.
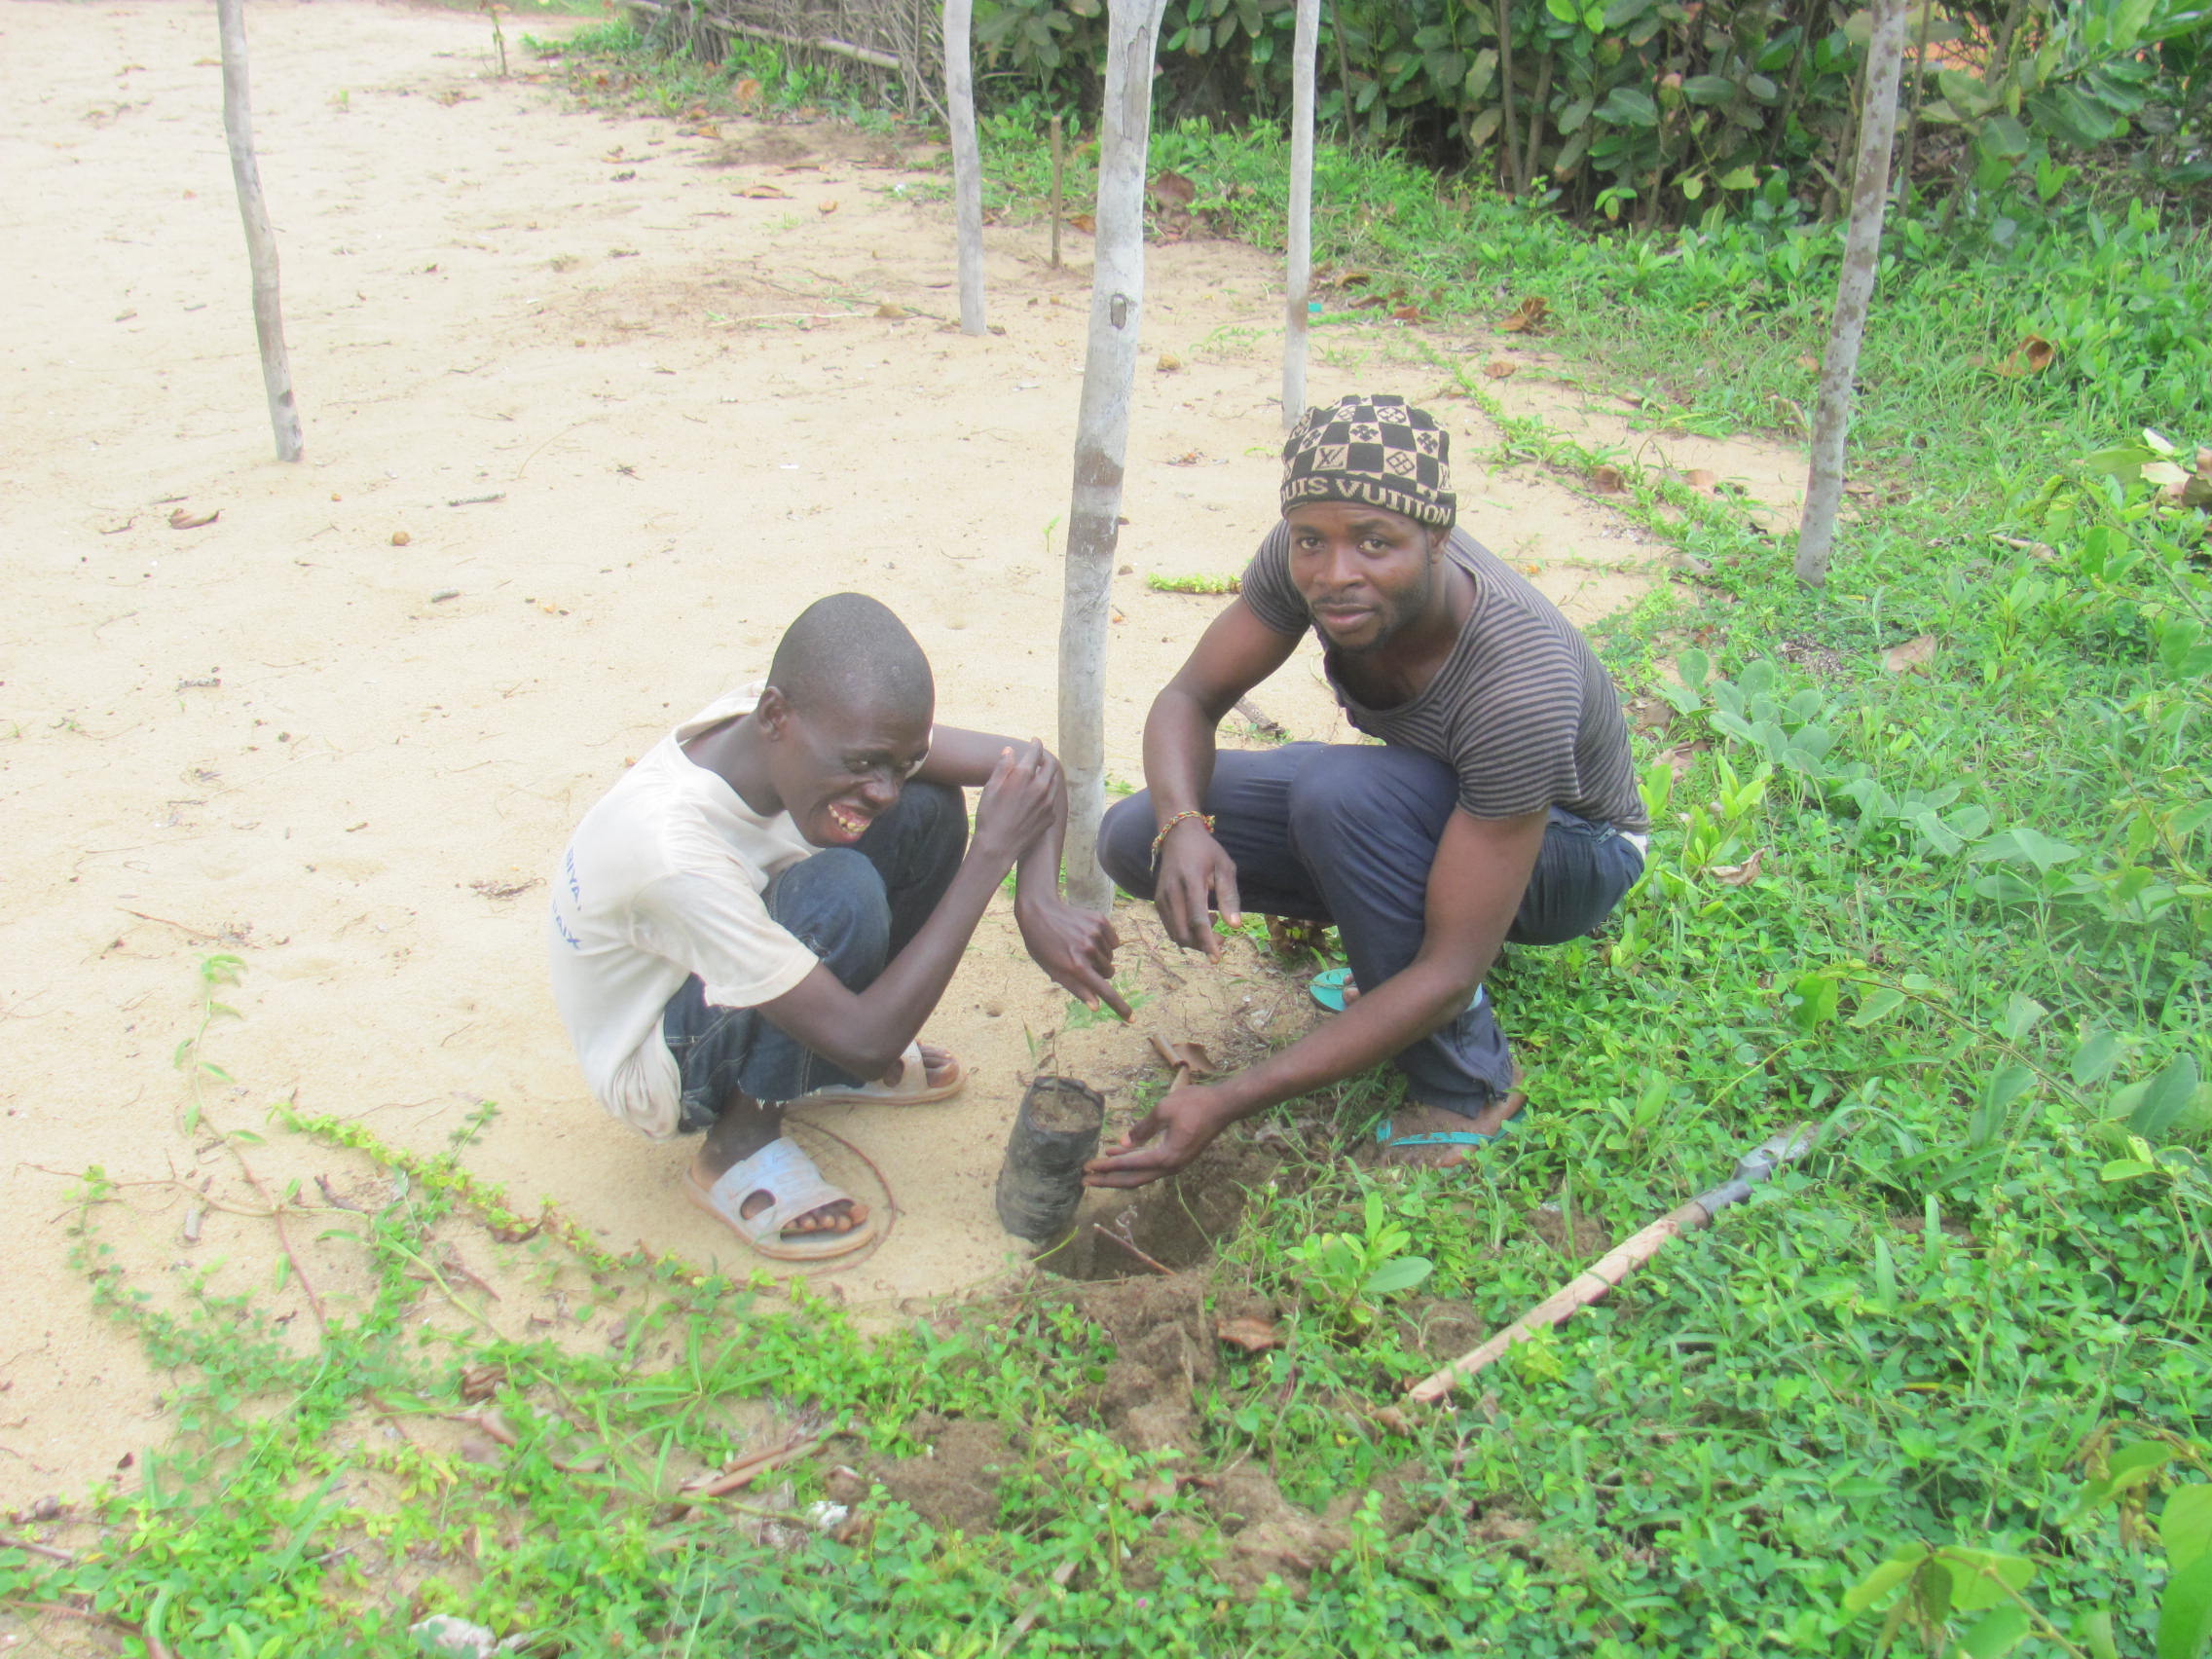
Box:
[1015,897,1131,1019]
[1083,1077,1232,1189]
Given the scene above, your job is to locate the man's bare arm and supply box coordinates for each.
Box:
[753,742,1059,1079]
[1086,806,1547,1186]
[1144,599,1301,955]
[917,725,1130,1017]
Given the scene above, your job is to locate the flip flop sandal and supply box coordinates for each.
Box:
[1309,969,1488,1016]
[1374,1101,1526,1155]
[685,1136,879,1262]
[790,1041,963,1108]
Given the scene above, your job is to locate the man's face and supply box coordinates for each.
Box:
[1284,501,1444,656]
[762,693,932,848]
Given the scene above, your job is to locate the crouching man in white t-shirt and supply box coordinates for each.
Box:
[549,593,1126,1262]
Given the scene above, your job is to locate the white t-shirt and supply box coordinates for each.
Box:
[548,687,822,1139]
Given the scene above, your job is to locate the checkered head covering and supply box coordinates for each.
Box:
[1279,394,1456,529]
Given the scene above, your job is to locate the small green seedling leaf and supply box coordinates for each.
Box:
[1845,1552,1928,1612]
[1969,827,2083,870]
[1942,1547,2035,1613]
[2002,993,2048,1040]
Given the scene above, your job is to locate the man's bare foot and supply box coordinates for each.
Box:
[881,1042,959,1090]
[1374,1092,1526,1169]
[699,1093,867,1235]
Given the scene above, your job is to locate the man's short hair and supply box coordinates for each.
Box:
[768,593,934,718]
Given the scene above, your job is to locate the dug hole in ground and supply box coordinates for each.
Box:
[0,0,1807,1509]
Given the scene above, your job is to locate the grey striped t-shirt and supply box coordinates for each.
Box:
[1241,524,1648,831]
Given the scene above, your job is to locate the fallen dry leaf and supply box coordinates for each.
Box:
[390,530,411,546]
[1157,351,1183,373]
[1217,1315,1285,1353]
[732,77,762,106]
[1371,1404,1416,1435]
[874,302,907,318]
[1164,1040,1218,1076]
[166,506,219,530]
[1988,334,2056,379]
[460,1363,506,1403]
[738,184,791,200]
[1498,296,1550,333]
[1590,464,1626,494]
[817,200,839,215]
[1067,212,1095,235]
[1391,304,1426,322]
[1711,848,1765,885]
[1483,357,1518,380]
[1882,634,1938,673]
[1149,169,1198,206]
[1684,469,1719,495]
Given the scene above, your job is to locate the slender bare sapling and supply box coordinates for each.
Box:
[1281,0,1319,426]
[1795,0,1907,587]
[1056,0,1170,910]
[942,0,986,334]
[215,0,303,461]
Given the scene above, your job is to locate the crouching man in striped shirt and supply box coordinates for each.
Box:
[1088,393,1650,1186]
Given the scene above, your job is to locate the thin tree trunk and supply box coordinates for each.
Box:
[1057,0,1170,910]
[1330,0,1358,146]
[1795,0,1907,589]
[1283,0,1320,427]
[1495,0,1523,195]
[942,0,986,334]
[1049,114,1065,268]
[1895,0,1934,210]
[215,0,302,462]
[1521,49,1552,190]
[1762,2,1818,169]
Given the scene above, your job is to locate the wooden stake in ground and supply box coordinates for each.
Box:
[1281,0,1320,427]
[942,0,986,335]
[215,0,303,462]
[1049,114,1065,270]
[1793,0,1907,588]
[1056,0,1170,911]
[1407,1124,1818,1404]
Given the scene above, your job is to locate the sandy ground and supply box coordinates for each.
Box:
[0,0,1805,1510]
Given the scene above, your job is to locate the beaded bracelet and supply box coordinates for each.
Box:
[1150,809,1216,868]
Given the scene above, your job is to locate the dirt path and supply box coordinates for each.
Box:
[0,0,1799,1507]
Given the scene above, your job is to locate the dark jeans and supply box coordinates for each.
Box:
[660,780,967,1130]
[1098,743,1643,1115]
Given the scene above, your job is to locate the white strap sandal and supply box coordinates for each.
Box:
[792,1041,963,1108]
[684,1136,878,1262]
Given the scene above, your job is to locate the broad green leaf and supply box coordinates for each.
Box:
[1789,970,1841,1034]
[2157,1550,2212,1659]
[2101,1159,2157,1181]
[2072,1029,2124,1086]
[1851,987,1907,1027]
[1941,1548,2036,1613]
[1981,112,2033,157]
[1361,1256,1434,1298]
[1845,1553,1929,1612]
[2132,1053,2202,1140]
[1956,1604,2031,1657]
[2003,993,2049,1040]
[1680,73,1738,104]
[1597,85,1659,126]
[2162,1485,2212,1574]
[1969,827,2083,871]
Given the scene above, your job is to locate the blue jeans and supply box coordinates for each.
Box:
[660,780,967,1130]
[1098,744,1643,1116]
